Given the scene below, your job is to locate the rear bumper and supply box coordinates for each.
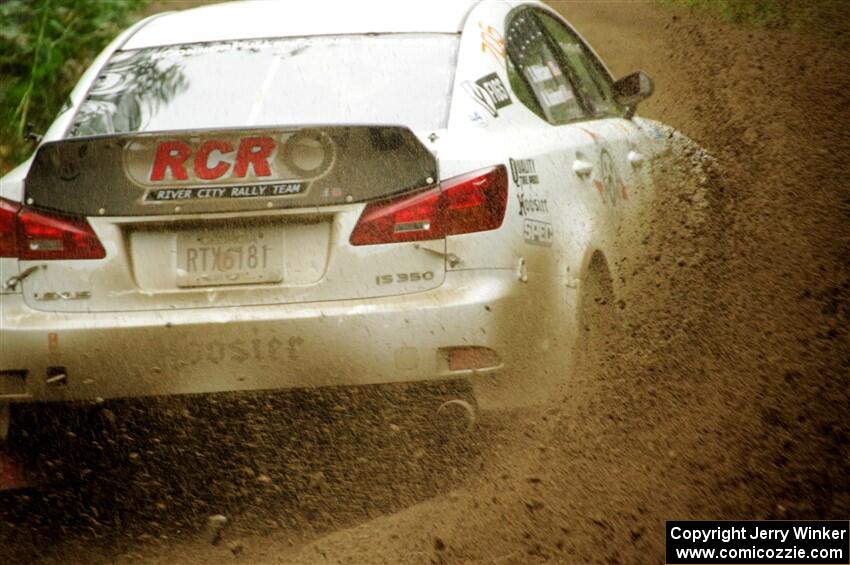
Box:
[1,270,534,403]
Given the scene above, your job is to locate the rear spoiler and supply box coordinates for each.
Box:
[25,126,437,216]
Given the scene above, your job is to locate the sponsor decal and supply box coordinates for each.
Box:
[148,137,275,183]
[145,182,307,202]
[117,332,306,375]
[479,22,506,65]
[592,149,628,207]
[34,291,91,302]
[463,72,512,118]
[125,130,335,197]
[572,129,630,206]
[523,219,553,247]
[512,158,547,219]
[58,159,81,181]
[162,335,293,366]
[517,192,548,216]
[48,332,59,354]
[525,63,558,84]
[469,111,489,128]
[614,121,633,135]
[509,158,539,186]
[577,126,600,145]
[642,122,666,140]
[523,64,576,110]
[320,186,345,199]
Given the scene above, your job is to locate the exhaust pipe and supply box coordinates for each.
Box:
[435,398,477,432]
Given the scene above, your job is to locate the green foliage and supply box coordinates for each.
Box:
[670,0,849,35]
[0,0,148,172]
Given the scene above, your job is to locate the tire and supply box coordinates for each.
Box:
[574,251,619,374]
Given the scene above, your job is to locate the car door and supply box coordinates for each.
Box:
[535,9,654,219]
[503,6,608,278]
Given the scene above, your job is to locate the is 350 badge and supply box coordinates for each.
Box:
[375,271,435,285]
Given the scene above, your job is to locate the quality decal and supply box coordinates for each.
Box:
[511,156,547,218]
[510,158,539,186]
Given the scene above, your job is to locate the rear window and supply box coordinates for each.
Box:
[70,34,459,136]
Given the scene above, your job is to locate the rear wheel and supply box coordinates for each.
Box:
[574,251,619,374]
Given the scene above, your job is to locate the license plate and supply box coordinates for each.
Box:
[176,229,283,288]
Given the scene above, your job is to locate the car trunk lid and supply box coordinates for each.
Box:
[19,126,446,313]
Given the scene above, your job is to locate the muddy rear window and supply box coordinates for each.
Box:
[69,34,459,136]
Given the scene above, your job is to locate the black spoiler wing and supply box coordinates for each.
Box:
[25,125,437,216]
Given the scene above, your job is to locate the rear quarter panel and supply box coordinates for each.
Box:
[437,0,593,376]
[445,0,596,286]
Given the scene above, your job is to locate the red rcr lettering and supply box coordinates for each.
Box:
[150,137,275,182]
[234,137,274,178]
[150,141,191,181]
[193,140,234,180]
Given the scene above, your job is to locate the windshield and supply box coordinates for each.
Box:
[69,34,459,136]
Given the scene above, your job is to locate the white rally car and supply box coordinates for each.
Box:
[0,0,662,438]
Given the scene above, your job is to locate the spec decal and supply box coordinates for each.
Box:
[463,72,512,118]
[509,158,539,186]
[145,182,307,202]
[523,219,554,247]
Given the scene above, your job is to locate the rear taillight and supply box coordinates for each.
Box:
[349,165,508,246]
[0,197,105,260]
[0,199,21,257]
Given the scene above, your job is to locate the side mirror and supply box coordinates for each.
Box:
[24,122,43,144]
[613,71,653,117]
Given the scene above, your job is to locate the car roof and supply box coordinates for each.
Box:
[123,0,484,50]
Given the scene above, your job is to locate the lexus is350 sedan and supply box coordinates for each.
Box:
[0,0,669,441]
